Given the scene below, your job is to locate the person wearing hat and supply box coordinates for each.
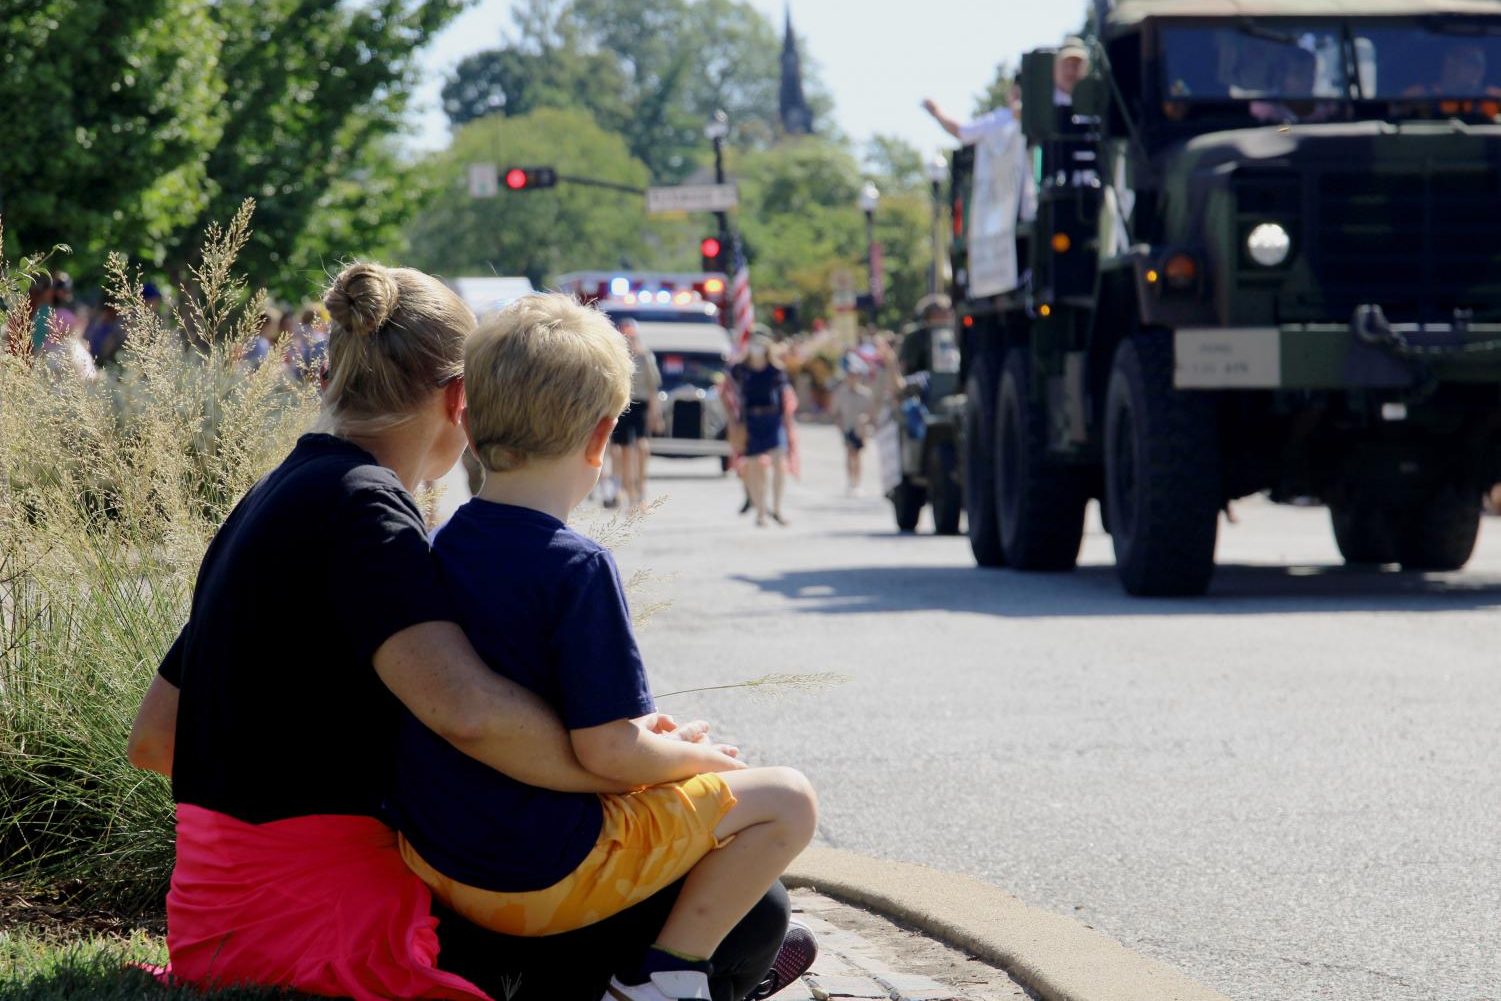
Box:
[923,35,1089,141]
[898,294,954,378]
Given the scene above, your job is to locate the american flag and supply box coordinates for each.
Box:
[729,233,755,353]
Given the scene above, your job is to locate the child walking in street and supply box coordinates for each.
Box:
[392,293,818,1001]
[831,354,876,495]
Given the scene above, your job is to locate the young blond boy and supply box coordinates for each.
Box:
[392,294,817,1001]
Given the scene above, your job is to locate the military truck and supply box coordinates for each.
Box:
[953,0,1501,596]
[887,310,965,535]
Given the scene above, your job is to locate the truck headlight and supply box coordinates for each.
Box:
[1246,223,1291,267]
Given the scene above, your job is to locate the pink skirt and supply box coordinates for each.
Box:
[164,804,491,1001]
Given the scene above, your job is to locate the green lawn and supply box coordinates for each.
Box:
[0,929,308,1000]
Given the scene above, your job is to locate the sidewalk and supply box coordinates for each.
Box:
[782,890,1032,1001]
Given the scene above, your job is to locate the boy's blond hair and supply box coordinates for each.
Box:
[466,293,633,472]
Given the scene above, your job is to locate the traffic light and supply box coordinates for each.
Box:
[700,236,724,272]
[502,166,558,191]
[768,303,800,333]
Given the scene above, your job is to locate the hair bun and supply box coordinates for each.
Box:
[325,262,399,339]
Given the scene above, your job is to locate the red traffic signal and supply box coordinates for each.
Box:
[700,237,722,260]
[501,166,558,191]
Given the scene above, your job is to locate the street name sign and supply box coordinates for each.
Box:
[467,163,499,199]
[646,183,739,215]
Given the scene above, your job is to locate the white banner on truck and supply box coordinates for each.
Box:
[967,121,1028,298]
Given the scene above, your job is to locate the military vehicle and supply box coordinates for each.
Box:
[952,0,1501,595]
[887,311,965,535]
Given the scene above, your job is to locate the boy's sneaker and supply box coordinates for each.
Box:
[749,920,818,999]
[602,970,711,1001]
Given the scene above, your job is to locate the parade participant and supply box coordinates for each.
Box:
[28,271,55,354]
[923,36,1088,141]
[609,317,664,512]
[831,354,876,494]
[732,335,794,527]
[394,293,816,1001]
[125,262,800,1001]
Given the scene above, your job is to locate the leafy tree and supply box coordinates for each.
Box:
[731,137,937,328]
[173,0,467,296]
[404,107,659,286]
[0,0,225,272]
[864,135,928,195]
[0,0,464,299]
[973,60,1018,117]
[440,0,826,181]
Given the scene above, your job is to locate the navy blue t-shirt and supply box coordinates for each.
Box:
[391,500,656,892]
[160,434,453,824]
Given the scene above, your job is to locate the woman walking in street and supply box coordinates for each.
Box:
[733,335,794,527]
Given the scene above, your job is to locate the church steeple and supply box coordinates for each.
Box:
[779,6,813,136]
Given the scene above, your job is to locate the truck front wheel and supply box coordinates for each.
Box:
[995,348,1087,570]
[892,478,926,533]
[928,440,963,536]
[1103,330,1221,596]
[963,369,1005,566]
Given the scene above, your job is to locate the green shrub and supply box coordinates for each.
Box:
[0,203,320,915]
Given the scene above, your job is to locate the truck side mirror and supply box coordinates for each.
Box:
[1021,49,1057,141]
[1072,76,1107,118]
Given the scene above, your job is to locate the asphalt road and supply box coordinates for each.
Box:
[585,427,1501,1001]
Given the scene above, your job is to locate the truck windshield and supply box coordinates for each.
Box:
[1161,20,1501,107]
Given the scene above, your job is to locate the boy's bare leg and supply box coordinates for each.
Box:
[654,767,816,960]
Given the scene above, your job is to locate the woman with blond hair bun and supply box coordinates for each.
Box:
[127,262,798,1001]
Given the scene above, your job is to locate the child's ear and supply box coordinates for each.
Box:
[585,416,616,468]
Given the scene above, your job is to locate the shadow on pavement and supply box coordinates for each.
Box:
[731,562,1501,616]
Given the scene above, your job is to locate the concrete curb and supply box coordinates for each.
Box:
[785,846,1231,1001]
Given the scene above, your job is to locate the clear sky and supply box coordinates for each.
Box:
[410,0,1088,162]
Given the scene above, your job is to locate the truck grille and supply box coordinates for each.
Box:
[671,399,704,439]
[1310,168,1501,320]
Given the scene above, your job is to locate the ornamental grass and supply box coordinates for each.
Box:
[0,202,319,915]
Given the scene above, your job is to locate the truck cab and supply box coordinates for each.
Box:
[955,0,1501,595]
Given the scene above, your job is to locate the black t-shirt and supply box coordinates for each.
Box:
[159,433,452,824]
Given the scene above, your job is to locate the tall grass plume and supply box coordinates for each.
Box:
[0,202,320,915]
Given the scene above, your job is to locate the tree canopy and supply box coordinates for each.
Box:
[0,0,463,299]
[405,107,666,286]
[439,0,831,181]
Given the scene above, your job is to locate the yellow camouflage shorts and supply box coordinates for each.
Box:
[399,772,736,937]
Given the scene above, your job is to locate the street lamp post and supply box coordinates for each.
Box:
[705,110,730,257]
[927,154,948,296]
[858,181,880,327]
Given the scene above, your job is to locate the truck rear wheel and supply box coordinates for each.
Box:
[892,478,926,533]
[1330,489,1480,570]
[1329,502,1400,565]
[928,440,962,536]
[963,369,1005,566]
[1398,488,1481,571]
[995,348,1087,570]
[1103,330,1221,596]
